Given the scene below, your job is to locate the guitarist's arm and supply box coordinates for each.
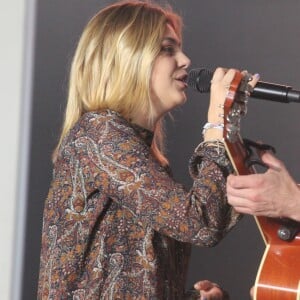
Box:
[227,151,300,222]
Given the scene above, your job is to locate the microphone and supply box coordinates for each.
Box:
[187,68,300,103]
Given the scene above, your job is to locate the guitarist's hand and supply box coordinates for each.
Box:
[227,151,300,221]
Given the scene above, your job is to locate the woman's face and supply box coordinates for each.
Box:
[150,23,191,119]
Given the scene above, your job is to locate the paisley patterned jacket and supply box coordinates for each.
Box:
[38,109,239,299]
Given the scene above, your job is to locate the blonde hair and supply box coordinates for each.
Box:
[54,0,182,165]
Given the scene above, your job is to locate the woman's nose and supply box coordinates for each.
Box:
[178,51,191,69]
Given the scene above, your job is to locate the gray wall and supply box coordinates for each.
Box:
[23,1,300,299]
[0,0,34,299]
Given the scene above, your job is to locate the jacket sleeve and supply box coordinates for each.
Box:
[73,116,241,247]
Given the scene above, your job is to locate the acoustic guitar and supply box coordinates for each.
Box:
[223,70,300,299]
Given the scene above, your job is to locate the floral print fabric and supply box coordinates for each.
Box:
[38,110,239,299]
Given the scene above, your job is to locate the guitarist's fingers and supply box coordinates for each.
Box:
[260,151,283,171]
[227,190,270,215]
[230,203,258,215]
[227,181,254,199]
[227,173,265,189]
[228,194,280,217]
[226,192,253,211]
[227,180,260,211]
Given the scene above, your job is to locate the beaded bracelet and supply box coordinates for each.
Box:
[195,139,225,154]
[202,122,224,137]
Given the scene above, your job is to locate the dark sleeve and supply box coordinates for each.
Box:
[74,117,240,247]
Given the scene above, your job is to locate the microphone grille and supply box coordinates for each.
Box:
[187,68,213,93]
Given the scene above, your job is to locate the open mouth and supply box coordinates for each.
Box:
[176,74,188,84]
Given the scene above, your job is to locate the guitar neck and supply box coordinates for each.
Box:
[224,137,255,176]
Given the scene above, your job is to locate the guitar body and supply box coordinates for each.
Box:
[254,217,300,300]
[223,71,300,299]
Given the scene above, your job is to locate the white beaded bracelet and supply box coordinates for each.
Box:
[202,122,224,137]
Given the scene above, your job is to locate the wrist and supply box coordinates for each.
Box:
[203,129,223,141]
[202,122,224,141]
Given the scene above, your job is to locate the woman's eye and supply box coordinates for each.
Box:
[161,46,175,55]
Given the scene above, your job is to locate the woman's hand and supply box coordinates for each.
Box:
[204,68,259,141]
[193,279,229,300]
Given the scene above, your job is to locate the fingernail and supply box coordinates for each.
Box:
[254,73,260,79]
